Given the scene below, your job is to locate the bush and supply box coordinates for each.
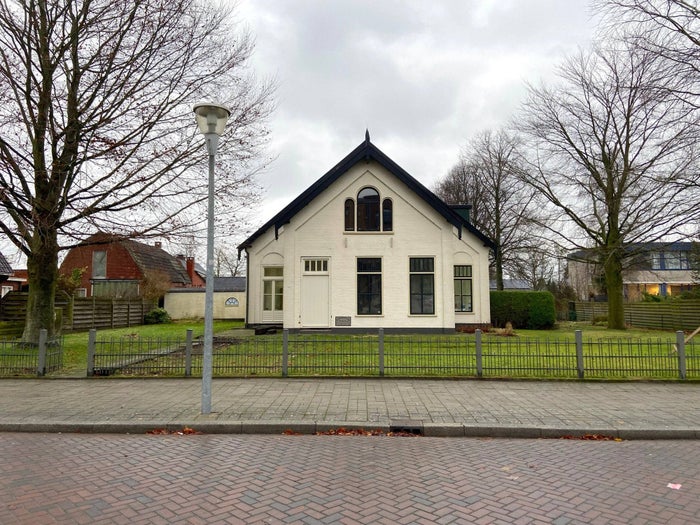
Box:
[641,291,663,302]
[490,291,556,329]
[144,308,172,325]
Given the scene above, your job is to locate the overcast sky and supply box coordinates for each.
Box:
[234,0,599,228]
[2,1,601,268]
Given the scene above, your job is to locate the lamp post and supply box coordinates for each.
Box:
[193,102,231,414]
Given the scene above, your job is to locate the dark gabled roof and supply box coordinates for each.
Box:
[84,233,191,285]
[0,251,13,277]
[122,240,191,285]
[238,133,495,252]
[214,276,246,292]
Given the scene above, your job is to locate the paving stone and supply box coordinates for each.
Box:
[5,433,692,525]
[0,379,697,439]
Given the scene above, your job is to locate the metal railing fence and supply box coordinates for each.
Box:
[87,329,698,380]
[0,329,63,376]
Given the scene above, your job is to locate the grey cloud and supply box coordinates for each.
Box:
[237,0,595,223]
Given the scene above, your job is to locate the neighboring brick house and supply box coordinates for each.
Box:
[1,269,27,297]
[59,233,205,298]
[0,251,14,297]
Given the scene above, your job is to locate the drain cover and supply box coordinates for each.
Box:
[389,419,423,435]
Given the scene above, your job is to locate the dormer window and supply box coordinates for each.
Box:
[345,188,393,232]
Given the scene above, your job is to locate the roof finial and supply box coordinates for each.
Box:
[365,128,370,145]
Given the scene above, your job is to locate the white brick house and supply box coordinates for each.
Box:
[238,133,494,332]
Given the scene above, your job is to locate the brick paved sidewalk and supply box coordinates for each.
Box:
[0,378,698,438]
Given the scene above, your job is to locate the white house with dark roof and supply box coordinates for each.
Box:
[237,133,494,332]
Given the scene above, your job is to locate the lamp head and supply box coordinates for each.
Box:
[193,103,231,136]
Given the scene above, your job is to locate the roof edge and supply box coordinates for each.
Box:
[238,138,495,252]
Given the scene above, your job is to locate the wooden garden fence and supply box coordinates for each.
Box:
[0,292,155,333]
[572,300,700,331]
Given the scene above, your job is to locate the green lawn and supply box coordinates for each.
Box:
[60,319,243,376]
[41,320,695,378]
[78,321,696,380]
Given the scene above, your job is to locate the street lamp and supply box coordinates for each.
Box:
[193,102,231,414]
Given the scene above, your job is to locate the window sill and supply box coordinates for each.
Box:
[344,231,394,235]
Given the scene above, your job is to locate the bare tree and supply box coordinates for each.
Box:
[691,240,700,285]
[597,0,700,107]
[517,42,700,329]
[0,0,273,341]
[216,248,245,277]
[434,129,543,290]
[511,245,556,291]
[140,269,171,304]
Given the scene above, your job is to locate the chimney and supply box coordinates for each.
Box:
[186,257,196,282]
[450,204,471,223]
[155,241,162,249]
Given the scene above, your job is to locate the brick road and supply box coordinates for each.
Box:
[1,433,698,524]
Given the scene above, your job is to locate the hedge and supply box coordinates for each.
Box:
[490,291,556,329]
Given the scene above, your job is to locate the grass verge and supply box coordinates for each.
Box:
[58,319,244,376]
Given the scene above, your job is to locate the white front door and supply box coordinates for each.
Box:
[301,258,330,327]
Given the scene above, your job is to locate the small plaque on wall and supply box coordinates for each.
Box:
[335,316,351,327]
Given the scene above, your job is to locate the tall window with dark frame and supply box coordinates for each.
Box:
[344,199,355,231]
[382,198,392,231]
[356,187,380,231]
[454,265,472,312]
[410,257,434,314]
[357,258,382,315]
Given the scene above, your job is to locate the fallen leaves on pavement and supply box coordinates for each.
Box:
[147,427,202,435]
[282,427,421,437]
[559,434,622,441]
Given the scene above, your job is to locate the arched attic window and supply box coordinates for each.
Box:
[382,199,392,231]
[357,187,380,231]
[344,199,355,231]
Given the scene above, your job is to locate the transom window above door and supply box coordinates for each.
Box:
[303,258,329,273]
[344,187,392,232]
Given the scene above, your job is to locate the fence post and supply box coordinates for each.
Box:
[677,330,687,380]
[575,330,584,379]
[475,329,482,378]
[378,328,384,377]
[66,294,74,330]
[282,329,289,377]
[91,296,96,329]
[185,329,193,377]
[87,329,96,376]
[37,329,47,377]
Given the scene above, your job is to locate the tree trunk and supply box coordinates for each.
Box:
[22,231,59,343]
[604,250,625,330]
[495,249,504,290]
